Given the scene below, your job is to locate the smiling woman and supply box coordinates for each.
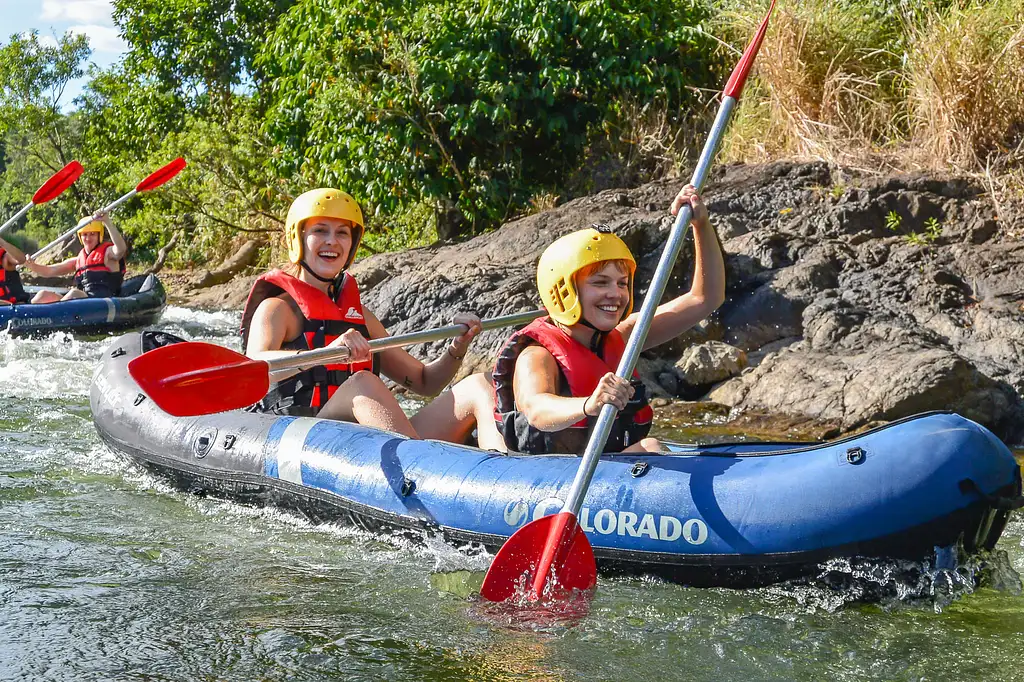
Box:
[491,184,727,456]
[240,188,507,449]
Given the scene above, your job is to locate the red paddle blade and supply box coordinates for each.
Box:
[480,512,596,603]
[723,0,777,100]
[127,342,270,417]
[136,157,187,192]
[33,161,84,203]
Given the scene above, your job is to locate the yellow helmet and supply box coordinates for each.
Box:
[76,218,104,246]
[536,226,636,326]
[285,188,365,267]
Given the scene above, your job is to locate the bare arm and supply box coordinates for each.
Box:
[0,235,26,265]
[22,256,77,278]
[617,187,726,350]
[369,308,480,397]
[512,346,634,432]
[513,346,589,431]
[98,212,128,263]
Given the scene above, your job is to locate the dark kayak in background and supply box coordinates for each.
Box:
[91,330,1023,589]
[2,274,166,336]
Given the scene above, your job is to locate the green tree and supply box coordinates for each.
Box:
[260,0,718,239]
[0,31,90,169]
[112,0,298,111]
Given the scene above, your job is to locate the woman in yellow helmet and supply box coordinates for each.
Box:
[240,188,504,447]
[23,211,128,302]
[492,185,725,455]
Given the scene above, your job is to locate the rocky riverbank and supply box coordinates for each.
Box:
[175,162,1024,444]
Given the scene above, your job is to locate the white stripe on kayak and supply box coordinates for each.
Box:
[105,298,116,323]
[276,417,319,484]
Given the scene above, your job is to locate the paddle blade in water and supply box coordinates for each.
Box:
[128,342,270,417]
[136,157,187,192]
[480,512,596,603]
[33,161,84,203]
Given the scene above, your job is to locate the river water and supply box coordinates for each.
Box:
[3,307,1024,681]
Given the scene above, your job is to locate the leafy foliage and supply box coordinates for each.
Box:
[260,0,719,238]
[112,0,297,110]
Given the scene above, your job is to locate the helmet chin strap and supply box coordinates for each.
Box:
[300,260,345,300]
[577,317,606,353]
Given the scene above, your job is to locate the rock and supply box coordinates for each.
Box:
[190,239,262,289]
[175,162,1024,443]
[674,341,748,388]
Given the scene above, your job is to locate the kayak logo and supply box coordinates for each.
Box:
[344,307,364,320]
[504,497,709,545]
[503,500,530,527]
[9,317,53,327]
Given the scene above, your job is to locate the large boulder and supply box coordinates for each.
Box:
[192,161,1022,443]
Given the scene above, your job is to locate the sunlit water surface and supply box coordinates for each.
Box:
[3,307,1024,681]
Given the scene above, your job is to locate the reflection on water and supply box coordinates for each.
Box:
[2,307,1024,680]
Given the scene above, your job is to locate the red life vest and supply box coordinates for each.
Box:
[492,317,653,454]
[74,241,126,297]
[240,269,379,416]
[0,247,28,304]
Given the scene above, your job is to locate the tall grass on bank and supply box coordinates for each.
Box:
[905,0,1024,170]
[716,0,1024,182]
[716,0,904,167]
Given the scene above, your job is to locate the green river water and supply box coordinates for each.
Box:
[2,308,1024,681]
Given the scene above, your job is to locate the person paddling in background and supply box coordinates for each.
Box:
[22,212,127,303]
[0,233,30,306]
[492,185,725,454]
[241,188,505,448]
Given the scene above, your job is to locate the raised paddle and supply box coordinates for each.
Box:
[128,309,546,417]
[0,161,84,237]
[479,0,778,604]
[32,157,187,262]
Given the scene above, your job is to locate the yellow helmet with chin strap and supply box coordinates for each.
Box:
[285,188,365,268]
[537,225,636,326]
[76,218,104,246]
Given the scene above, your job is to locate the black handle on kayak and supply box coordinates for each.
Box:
[959,478,1024,510]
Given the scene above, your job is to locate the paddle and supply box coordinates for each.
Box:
[0,161,85,237]
[479,0,778,604]
[128,309,546,417]
[31,157,187,262]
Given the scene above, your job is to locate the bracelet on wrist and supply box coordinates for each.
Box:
[447,345,465,361]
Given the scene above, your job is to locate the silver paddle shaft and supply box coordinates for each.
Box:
[266,308,545,374]
[32,189,138,261]
[0,203,33,237]
[562,95,738,517]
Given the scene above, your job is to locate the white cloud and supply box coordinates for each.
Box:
[40,0,113,24]
[67,23,125,53]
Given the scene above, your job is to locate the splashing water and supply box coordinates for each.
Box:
[3,306,1024,680]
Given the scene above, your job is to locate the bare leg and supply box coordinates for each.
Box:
[316,370,419,438]
[61,288,87,301]
[411,372,508,452]
[622,437,664,454]
[31,290,62,304]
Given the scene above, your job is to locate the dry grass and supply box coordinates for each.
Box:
[717,0,903,167]
[715,0,1024,189]
[904,0,1024,170]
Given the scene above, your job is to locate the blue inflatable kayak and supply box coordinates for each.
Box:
[91,330,1023,587]
[3,274,165,336]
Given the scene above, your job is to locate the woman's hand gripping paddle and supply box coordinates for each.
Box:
[478,0,777,605]
[128,309,546,417]
[0,161,84,237]
[32,157,187,262]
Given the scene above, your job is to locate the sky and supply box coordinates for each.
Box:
[1,0,128,106]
